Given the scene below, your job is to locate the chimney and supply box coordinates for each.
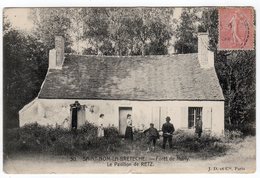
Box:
[198,32,214,68]
[48,36,65,69]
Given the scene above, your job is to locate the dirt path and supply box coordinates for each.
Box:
[3,137,255,173]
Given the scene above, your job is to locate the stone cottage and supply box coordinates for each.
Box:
[19,33,225,135]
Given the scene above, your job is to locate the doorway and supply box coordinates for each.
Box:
[119,107,132,135]
[70,101,82,129]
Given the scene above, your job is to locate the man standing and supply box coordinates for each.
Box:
[162,116,175,149]
[195,117,203,138]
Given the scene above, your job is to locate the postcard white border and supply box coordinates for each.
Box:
[0,1,259,178]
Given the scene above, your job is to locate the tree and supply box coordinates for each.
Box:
[199,8,219,51]
[174,8,199,54]
[3,17,48,129]
[29,7,174,56]
[30,8,73,52]
[82,8,174,56]
[200,8,256,134]
[147,21,172,55]
[215,51,256,134]
[82,8,110,54]
[67,8,85,54]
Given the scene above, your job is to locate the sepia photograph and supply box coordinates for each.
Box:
[2,6,256,173]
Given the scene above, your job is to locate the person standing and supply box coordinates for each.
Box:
[162,116,175,149]
[70,101,81,130]
[144,123,160,152]
[70,101,81,148]
[195,117,203,138]
[97,114,105,137]
[125,114,133,141]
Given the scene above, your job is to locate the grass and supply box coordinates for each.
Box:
[4,123,122,156]
[4,123,247,160]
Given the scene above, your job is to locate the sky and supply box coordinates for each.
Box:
[4,8,34,31]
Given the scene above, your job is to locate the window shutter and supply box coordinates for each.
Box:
[202,107,212,129]
[77,106,86,127]
[181,107,188,128]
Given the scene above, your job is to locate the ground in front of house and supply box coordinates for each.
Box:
[3,136,255,173]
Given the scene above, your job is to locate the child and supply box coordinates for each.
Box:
[144,123,160,152]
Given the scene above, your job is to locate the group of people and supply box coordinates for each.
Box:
[124,114,203,152]
[97,113,203,152]
[123,114,174,150]
[67,101,203,150]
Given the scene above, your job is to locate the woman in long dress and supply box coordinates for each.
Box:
[97,114,105,137]
[125,114,133,141]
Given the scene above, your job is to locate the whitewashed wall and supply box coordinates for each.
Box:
[19,98,224,135]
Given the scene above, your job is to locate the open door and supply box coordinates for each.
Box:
[119,107,132,135]
[70,101,81,129]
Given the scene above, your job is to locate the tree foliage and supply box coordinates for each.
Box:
[29,8,174,55]
[174,8,199,54]
[200,8,256,134]
[3,18,48,128]
[30,8,73,52]
[82,8,174,55]
[199,8,219,51]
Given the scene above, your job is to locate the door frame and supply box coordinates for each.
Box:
[118,106,133,136]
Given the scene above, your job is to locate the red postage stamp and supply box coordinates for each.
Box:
[218,7,254,50]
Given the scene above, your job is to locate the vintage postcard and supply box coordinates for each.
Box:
[2,7,256,173]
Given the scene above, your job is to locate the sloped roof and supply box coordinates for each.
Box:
[38,54,224,101]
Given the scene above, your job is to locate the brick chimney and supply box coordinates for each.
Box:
[48,36,65,69]
[198,32,214,69]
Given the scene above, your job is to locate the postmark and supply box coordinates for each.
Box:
[218,7,254,50]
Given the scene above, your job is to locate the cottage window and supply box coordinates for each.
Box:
[188,107,202,128]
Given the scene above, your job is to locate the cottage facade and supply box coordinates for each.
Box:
[19,33,225,135]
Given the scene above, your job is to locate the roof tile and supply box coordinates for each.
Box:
[38,54,224,101]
